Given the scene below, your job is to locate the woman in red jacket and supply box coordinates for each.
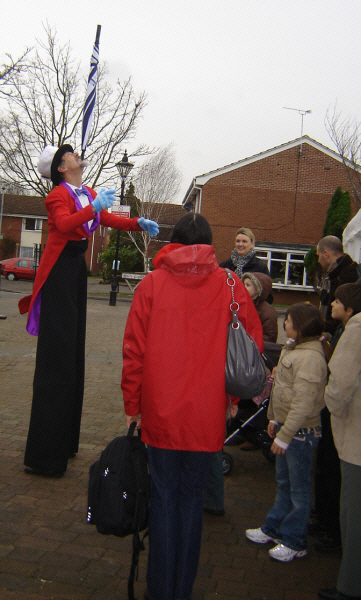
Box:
[122,213,263,600]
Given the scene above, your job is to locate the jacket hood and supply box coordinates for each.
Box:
[152,243,184,269]
[287,338,326,357]
[152,243,219,287]
[329,253,358,280]
[242,271,273,302]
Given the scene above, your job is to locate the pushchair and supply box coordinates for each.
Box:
[222,341,283,475]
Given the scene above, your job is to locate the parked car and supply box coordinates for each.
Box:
[0,257,36,281]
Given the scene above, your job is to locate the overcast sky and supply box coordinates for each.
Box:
[2,0,361,203]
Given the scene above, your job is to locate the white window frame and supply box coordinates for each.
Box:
[24,218,42,231]
[255,246,314,291]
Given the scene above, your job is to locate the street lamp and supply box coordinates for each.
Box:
[0,183,8,240]
[109,150,134,306]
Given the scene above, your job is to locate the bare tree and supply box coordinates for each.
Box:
[0,49,31,88]
[0,25,149,196]
[127,145,182,271]
[325,105,361,207]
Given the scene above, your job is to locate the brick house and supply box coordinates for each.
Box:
[148,203,185,257]
[2,136,359,293]
[182,136,359,304]
[0,194,109,273]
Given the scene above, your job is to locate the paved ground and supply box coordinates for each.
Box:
[0,278,340,600]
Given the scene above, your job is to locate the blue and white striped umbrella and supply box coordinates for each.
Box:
[81,25,101,158]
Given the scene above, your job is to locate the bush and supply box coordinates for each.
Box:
[304,246,322,291]
[99,245,144,282]
[304,186,352,287]
[1,237,17,259]
[322,187,351,238]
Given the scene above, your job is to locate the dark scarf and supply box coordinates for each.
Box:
[231,248,256,277]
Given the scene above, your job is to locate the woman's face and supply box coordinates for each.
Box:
[284,313,298,340]
[235,233,254,256]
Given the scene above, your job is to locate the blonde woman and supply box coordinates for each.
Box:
[220,227,270,278]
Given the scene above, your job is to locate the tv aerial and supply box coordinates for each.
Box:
[283,107,312,152]
[283,106,312,137]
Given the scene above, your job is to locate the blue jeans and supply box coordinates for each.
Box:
[146,446,211,600]
[262,432,315,551]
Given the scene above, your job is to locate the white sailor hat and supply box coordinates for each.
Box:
[37,144,74,185]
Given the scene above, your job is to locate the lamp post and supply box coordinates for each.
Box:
[0,184,7,240]
[109,150,134,306]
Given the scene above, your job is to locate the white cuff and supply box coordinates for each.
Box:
[274,437,288,450]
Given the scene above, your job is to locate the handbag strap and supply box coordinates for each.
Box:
[225,269,240,329]
[225,269,262,353]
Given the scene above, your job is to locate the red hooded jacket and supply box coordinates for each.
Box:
[121,243,264,452]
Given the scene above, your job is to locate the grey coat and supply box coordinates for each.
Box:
[325,312,361,467]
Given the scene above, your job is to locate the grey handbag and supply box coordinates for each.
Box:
[225,269,267,399]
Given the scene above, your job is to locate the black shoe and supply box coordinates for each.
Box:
[314,535,342,552]
[203,507,225,516]
[24,466,65,478]
[318,587,361,600]
[308,517,326,535]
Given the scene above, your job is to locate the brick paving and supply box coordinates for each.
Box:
[0,278,339,599]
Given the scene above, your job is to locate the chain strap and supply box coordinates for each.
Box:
[225,269,240,329]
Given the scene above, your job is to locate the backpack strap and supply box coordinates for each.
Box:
[128,530,148,600]
[127,422,149,600]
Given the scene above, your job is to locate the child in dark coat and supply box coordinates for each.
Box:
[242,272,278,343]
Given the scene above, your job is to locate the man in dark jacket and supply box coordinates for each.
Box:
[317,235,359,335]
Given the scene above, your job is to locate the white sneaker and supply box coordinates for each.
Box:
[245,527,279,544]
[268,543,307,562]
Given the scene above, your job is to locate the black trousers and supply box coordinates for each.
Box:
[24,241,88,473]
[314,406,341,541]
[338,460,361,596]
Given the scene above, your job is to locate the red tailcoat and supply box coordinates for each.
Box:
[19,184,141,334]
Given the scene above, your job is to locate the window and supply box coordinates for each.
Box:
[256,246,313,290]
[21,247,34,258]
[24,218,42,231]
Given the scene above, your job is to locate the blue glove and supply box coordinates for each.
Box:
[137,217,159,236]
[92,188,117,213]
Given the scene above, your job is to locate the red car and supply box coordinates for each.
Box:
[0,257,36,281]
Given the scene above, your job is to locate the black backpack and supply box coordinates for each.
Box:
[87,422,150,600]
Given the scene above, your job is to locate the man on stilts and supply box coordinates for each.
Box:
[19,144,158,477]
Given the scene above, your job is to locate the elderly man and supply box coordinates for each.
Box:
[20,144,158,477]
[316,235,358,335]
